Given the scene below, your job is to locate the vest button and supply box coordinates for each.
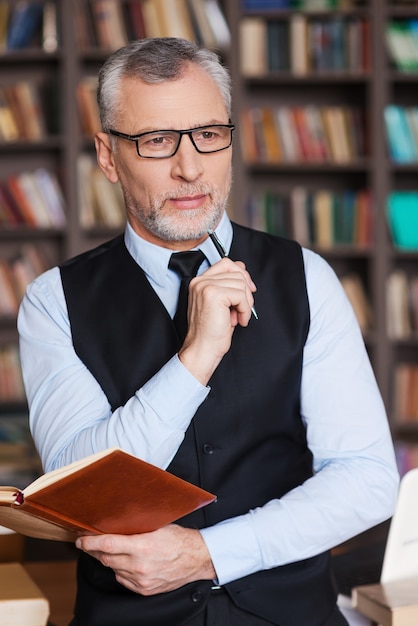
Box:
[202,443,214,455]
[191,590,203,603]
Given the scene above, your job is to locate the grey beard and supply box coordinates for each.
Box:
[124,182,230,243]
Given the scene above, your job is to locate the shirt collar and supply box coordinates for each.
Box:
[124,212,233,287]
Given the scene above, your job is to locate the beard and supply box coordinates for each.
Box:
[122,175,232,243]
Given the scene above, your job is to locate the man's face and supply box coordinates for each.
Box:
[96,64,232,249]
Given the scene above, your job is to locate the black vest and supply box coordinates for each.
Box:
[60,223,337,626]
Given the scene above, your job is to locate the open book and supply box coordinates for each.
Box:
[0,448,216,542]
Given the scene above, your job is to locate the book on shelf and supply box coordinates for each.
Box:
[81,0,228,49]
[411,276,418,332]
[33,168,67,229]
[384,105,418,164]
[393,363,418,424]
[0,414,42,491]
[312,189,334,248]
[239,17,267,76]
[273,106,301,162]
[242,0,292,8]
[6,1,43,50]
[15,172,54,229]
[242,0,288,8]
[0,243,49,320]
[125,1,147,39]
[247,191,291,239]
[261,107,282,163]
[239,13,369,76]
[395,441,418,477]
[187,0,218,49]
[74,0,97,48]
[8,243,51,302]
[154,0,195,40]
[42,1,58,53]
[290,13,308,75]
[0,260,19,318]
[202,0,230,50]
[239,109,260,164]
[77,154,125,229]
[91,167,125,228]
[2,79,54,141]
[91,0,128,51]
[302,105,331,161]
[387,191,418,250]
[321,106,352,163]
[386,20,418,73]
[240,105,364,165]
[386,270,415,339]
[290,187,310,247]
[3,170,66,230]
[246,188,372,249]
[6,176,38,228]
[77,154,98,229]
[76,76,101,137]
[0,447,216,542]
[10,81,47,141]
[292,107,317,161]
[140,0,165,37]
[340,273,373,333]
[0,2,9,52]
[0,563,49,626]
[0,184,24,227]
[267,19,290,73]
[246,108,275,163]
[0,345,25,404]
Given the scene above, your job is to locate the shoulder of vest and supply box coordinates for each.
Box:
[60,234,125,270]
[231,221,303,256]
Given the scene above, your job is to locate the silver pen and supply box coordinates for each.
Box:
[207,229,259,320]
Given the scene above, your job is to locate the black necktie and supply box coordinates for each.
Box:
[169,250,206,342]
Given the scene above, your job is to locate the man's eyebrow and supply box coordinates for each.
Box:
[129,121,230,135]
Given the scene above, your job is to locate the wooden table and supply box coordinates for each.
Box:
[25,561,77,626]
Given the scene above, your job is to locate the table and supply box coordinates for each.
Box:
[25,561,77,626]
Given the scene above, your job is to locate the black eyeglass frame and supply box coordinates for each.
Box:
[107,123,235,159]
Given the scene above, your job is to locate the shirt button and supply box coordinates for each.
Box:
[191,591,203,603]
[202,443,214,455]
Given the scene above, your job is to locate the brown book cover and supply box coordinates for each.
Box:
[0,448,216,542]
[352,577,418,626]
[0,563,49,626]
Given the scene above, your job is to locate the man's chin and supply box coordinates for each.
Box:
[151,213,221,242]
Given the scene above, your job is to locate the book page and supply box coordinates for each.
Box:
[22,447,119,498]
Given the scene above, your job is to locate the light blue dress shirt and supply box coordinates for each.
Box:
[18,212,399,585]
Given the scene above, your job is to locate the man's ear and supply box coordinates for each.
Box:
[95,132,119,183]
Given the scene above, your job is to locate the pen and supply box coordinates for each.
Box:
[207,229,259,320]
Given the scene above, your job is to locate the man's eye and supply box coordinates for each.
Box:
[149,136,169,145]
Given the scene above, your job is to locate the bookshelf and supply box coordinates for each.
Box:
[221,0,418,467]
[0,0,232,486]
[0,0,418,474]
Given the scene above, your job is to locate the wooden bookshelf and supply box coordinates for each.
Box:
[0,0,418,472]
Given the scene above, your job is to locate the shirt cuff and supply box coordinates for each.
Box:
[200,514,264,585]
[139,354,210,431]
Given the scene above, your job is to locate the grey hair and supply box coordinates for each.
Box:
[97,37,232,132]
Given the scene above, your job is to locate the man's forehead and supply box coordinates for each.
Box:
[118,71,228,131]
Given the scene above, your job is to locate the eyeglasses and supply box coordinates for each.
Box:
[108,124,235,159]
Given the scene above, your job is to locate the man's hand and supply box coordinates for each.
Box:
[179,257,257,385]
[76,525,216,596]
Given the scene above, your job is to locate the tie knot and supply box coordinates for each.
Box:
[169,250,206,280]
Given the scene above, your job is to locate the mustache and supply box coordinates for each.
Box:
[161,183,213,202]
